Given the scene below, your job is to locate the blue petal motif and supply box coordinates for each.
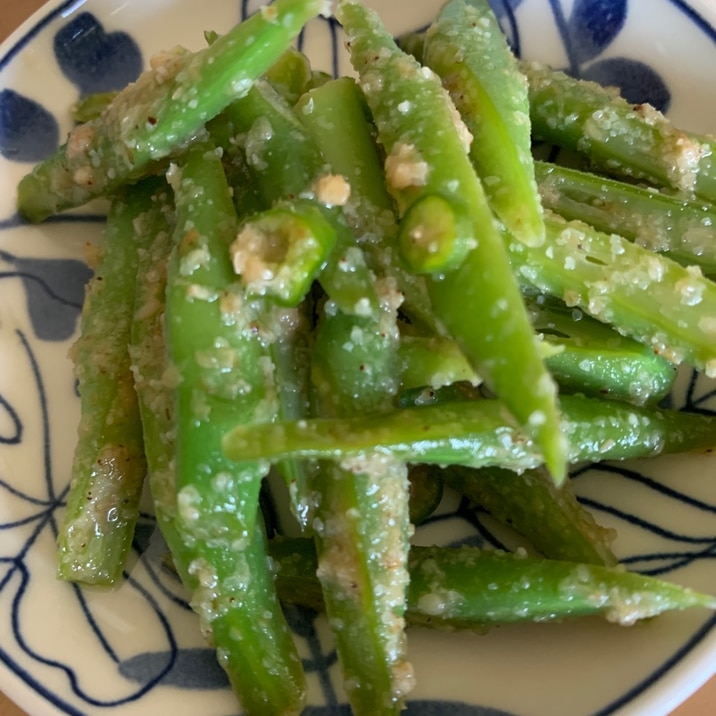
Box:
[120,648,228,689]
[53,13,143,95]
[10,256,91,341]
[583,57,672,113]
[568,0,627,64]
[0,89,59,162]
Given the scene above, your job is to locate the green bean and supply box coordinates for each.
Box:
[395,31,426,63]
[57,180,161,586]
[17,0,326,222]
[528,295,676,405]
[269,539,716,629]
[296,77,395,238]
[165,140,265,560]
[424,0,545,247]
[445,465,618,566]
[522,60,716,202]
[535,160,716,275]
[127,184,177,553]
[295,76,437,331]
[212,97,317,531]
[265,47,314,105]
[223,392,716,470]
[407,463,445,526]
[336,0,484,273]
[164,140,306,713]
[129,188,308,713]
[131,195,313,711]
[308,294,413,714]
[266,298,314,533]
[336,0,566,483]
[398,304,675,406]
[510,213,716,376]
[398,335,480,391]
[71,91,117,123]
[220,79,380,316]
[408,545,716,625]
[232,199,337,306]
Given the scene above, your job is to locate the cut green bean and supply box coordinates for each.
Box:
[266,298,314,533]
[164,140,306,713]
[71,91,117,123]
[18,0,326,222]
[308,290,414,714]
[127,184,177,549]
[336,0,566,482]
[224,392,716,471]
[399,193,476,273]
[57,179,162,586]
[407,463,445,526]
[528,295,676,405]
[398,307,675,406]
[213,96,317,530]
[295,77,437,331]
[296,77,397,240]
[510,213,716,376]
[265,47,314,105]
[522,60,716,202]
[445,465,618,566]
[130,190,308,714]
[269,539,716,629]
[424,0,545,247]
[166,140,268,560]
[231,199,337,306]
[336,0,482,272]
[398,334,480,391]
[220,79,380,316]
[535,160,716,275]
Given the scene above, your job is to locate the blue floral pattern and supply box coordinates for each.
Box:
[1,1,716,715]
[0,90,59,162]
[53,13,143,96]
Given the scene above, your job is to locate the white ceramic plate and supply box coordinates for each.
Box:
[2,1,716,714]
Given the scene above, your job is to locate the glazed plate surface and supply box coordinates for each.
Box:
[2,1,716,714]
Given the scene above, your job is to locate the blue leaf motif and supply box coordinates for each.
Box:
[583,57,671,112]
[0,393,22,445]
[568,0,627,64]
[0,89,59,162]
[120,648,228,689]
[53,13,143,95]
[11,256,91,341]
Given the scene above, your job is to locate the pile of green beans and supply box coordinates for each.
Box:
[18,0,716,713]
